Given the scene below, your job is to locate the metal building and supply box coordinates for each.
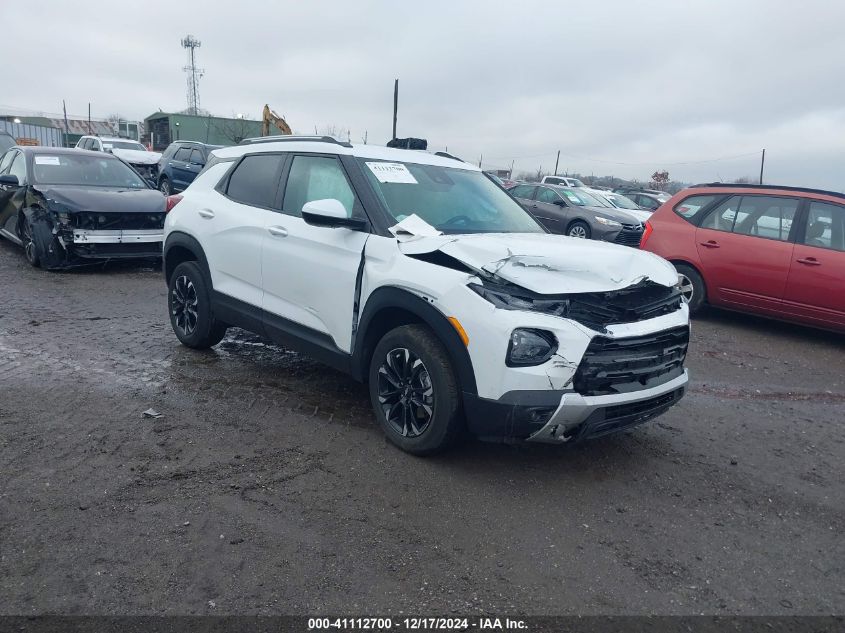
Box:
[145,112,283,151]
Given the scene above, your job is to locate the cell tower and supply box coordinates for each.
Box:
[181,35,204,115]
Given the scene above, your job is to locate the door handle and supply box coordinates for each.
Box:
[699,240,720,248]
[198,209,215,219]
[796,257,821,266]
[268,226,288,237]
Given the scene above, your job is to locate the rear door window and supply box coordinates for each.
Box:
[189,149,204,165]
[803,201,845,251]
[225,153,285,208]
[732,196,798,241]
[536,187,561,204]
[700,196,742,232]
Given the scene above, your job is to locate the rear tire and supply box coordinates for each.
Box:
[168,261,227,348]
[675,263,706,315]
[567,220,591,239]
[368,324,463,455]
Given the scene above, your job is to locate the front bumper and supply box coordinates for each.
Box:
[526,370,688,442]
[73,229,164,244]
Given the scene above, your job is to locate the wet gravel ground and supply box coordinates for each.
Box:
[0,239,843,616]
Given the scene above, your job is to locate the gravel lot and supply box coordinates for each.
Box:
[0,239,842,616]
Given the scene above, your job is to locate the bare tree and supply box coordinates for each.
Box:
[650,170,670,191]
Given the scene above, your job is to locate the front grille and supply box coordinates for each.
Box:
[573,326,689,396]
[613,225,644,247]
[572,387,684,441]
[563,281,683,332]
[71,212,166,231]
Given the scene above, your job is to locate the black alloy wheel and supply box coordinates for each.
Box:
[377,347,435,438]
[171,274,199,337]
[20,216,40,267]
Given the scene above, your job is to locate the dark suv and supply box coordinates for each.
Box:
[157,141,221,195]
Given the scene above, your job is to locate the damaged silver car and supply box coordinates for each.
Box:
[163,137,690,454]
[0,146,167,269]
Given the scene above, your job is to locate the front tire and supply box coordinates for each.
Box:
[168,261,227,348]
[368,325,463,455]
[19,215,40,268]
[159,177,172,196]
[675,263,706,315]
[567,220,591,239]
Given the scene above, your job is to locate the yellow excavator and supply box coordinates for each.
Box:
[261,104,292,136]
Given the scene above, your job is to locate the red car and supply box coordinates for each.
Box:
[641,183,845,332]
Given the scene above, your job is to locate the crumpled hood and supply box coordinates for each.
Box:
[111,148,161,165]
[35,185,166,214]
[400,233,677,294]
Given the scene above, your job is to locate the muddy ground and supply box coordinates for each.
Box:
[0,240,842,616]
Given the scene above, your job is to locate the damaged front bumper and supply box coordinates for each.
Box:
[526,370,688,443]
[73,229,164,244]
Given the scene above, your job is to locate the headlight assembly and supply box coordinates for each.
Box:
[507,328,558,366]
[594,216,622,227]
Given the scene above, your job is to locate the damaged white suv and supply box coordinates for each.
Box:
[163,137,690,454]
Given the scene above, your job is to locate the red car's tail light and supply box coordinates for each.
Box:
[640,220,654,248]
[165,194,183,213]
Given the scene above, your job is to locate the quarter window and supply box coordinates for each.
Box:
[225,154,284,208]
[282,155,357,218]
[509,185,535,199]
[674,194,717,219]
[803,201,845,251]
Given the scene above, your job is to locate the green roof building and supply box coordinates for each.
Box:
[145,112,283,151]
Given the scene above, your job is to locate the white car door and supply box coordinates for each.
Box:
[189,154,285,308]
[261,154,369,353]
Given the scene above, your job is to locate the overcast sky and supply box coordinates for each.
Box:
[3,1,844,189]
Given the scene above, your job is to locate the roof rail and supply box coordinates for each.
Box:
[692,182,845,200]
[238,135,353,148]
[434,151,464,163]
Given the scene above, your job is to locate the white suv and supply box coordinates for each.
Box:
[163,137,690,454]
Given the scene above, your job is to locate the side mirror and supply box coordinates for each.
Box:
[301,198,368,230]
[0,174,19,187]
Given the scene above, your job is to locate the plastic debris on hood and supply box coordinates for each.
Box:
[388,214,443,241]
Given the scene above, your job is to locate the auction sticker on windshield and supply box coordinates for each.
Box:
[366,162,418,184]
[34,156,61,166]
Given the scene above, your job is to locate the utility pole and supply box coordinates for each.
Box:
[759,148,766,184]
[62,100,70,148]
[510,159,515,178]
[554,150,560,175]
[88,103,92,135]
[478,154,483,168]
[392,79,399,140]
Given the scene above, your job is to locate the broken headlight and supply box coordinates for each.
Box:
[507,328,557,367]
[469,283,571,317]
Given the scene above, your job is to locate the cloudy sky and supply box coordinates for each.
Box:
[3,1,844,189]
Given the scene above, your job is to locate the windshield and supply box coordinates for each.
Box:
[104,140,146,151]
[606,193,640,209]
[359,158,544,234]
[32,154,148,188]
[556,187,612,207]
